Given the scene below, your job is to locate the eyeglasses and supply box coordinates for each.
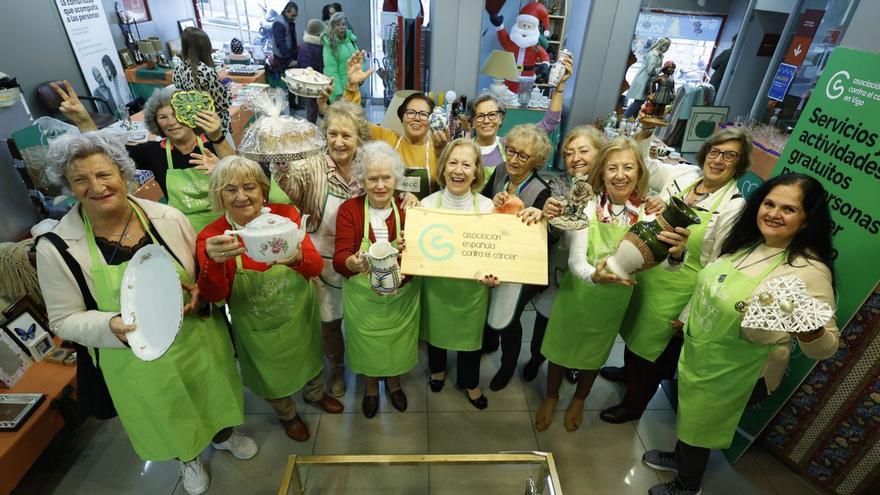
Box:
[505,146,531,163]
[707,148,740,163]
[403,109,430,121]
[473,111,503,123]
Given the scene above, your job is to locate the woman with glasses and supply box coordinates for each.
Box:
[469,55,571,180]
[479,124,553,392]
[644,173,839,495]
[598,128,750,424]
[536,137,689,433]
[325,50,446,199]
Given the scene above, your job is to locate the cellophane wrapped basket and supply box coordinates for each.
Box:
[238,88,324,163]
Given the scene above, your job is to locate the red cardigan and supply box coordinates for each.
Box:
[197,203,323,303]
[333,195,407,279]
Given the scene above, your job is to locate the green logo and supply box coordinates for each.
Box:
[418,224,455,261]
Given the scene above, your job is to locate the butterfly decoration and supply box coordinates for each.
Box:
[15,323,36,341]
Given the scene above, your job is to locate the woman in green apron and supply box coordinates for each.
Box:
[527,126,607,382]
[536,137,690,433]
[419,139,499,409]
[50,82,237,233]
[37,132,254,495]
[599,128,751,424]
[333,141,421,418]
[644,173,840,495]
[196,156,343,443]
[270,100,380,398]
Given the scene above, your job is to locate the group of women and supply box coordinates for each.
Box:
[37,49,840,495]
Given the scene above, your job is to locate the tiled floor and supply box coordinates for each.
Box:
[14,309,822,495]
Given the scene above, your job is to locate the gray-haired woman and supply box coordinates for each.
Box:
[51,81,235,233]
[332,141,419,419]
[35,131,254,495]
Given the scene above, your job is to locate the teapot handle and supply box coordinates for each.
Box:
[224,229,243,236]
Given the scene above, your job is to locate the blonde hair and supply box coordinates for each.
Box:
[562,125,607,173]
[209,155,271,212]
[435,139,484,192]
[320,99,372,146]
[503,124,552,168]
[589,136,650,198]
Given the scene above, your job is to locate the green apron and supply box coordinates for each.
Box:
[541,208,636,370]
[342,200,420,376]
[420,192,488,351]
[620,180,734,361]
[164,138,218,233]
[83,202,243,461]
[267,179,294,205]
[676,249,784,449]
[228,254,322,399]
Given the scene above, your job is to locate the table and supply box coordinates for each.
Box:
[130,102,254,147]
[124,64,266,101]
[278,453,564,494]
[0,361,76,495]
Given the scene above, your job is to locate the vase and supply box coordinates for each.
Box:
[606,196,701,279]
[428,107,448,133]
[366,241,401,295]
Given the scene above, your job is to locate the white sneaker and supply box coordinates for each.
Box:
[212,430,258,460]
[179,458,209,495]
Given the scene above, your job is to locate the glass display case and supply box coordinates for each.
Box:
[278,452,564,495]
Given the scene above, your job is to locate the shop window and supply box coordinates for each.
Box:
[624,10,724,100]
[197,0,291,60]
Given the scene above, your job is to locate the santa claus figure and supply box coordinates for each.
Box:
[488,2,551,92]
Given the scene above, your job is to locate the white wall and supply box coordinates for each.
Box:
[428,0,482,98]
[840,0,880,53]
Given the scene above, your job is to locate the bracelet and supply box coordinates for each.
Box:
[208,134,226,144]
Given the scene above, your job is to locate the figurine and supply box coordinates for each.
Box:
[624,37,671,117]
[486,2,552,92]
[647,61,676,118]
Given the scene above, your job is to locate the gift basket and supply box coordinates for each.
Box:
[238,88,324,164]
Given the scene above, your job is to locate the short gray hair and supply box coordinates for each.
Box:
[143,85,178,136]
[209,155,271,212]
[320,99,372,146]
[468,92,506,119]
[352,141,404,187]
[45,131,137,194]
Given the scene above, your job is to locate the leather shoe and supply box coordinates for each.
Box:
[599,403,641,424]
[599,365,627,384]
[281,415,309,441]
[457,384,488,410]
[522,358,543,382]
[387,388,408,412]
[305,394,344,414]
[429,378,445,393]
[489,367,514,391]
[362,395,379,418]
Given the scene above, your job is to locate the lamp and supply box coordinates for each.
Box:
[136,40,155,68]
[150,37,170,68]
[480,50,519,103]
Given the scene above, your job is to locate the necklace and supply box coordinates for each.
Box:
[94,208,136,242]
[608,204,628,225]
[104,207,136,265]
[734,245,785,271]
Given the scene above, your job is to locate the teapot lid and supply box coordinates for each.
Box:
[244,207,293,231]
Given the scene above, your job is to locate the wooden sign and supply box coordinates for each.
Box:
[402,207,548,285]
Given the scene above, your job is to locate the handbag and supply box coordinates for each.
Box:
[37,233,117,420]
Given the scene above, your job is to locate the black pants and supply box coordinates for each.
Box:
[427,344,481,389]
[527,312,550,363]
[482,285,542,373]
[621,334,684,415]
[676,379,770,489]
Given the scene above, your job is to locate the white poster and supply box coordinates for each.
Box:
[54,0,132,117]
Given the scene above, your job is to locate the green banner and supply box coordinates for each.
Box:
[725,47,880,462]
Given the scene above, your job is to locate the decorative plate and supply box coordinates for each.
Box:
[171,90,215,128]
[120,245,183,361]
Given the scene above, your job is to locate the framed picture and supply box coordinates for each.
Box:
[2,295,55,361]
[178,18,196,34]
[681,105,731,153]
[0,331,31,387]
[122,0,151,23]
[119,48,135,69]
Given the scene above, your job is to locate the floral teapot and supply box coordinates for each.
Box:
[225,207,309,263]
